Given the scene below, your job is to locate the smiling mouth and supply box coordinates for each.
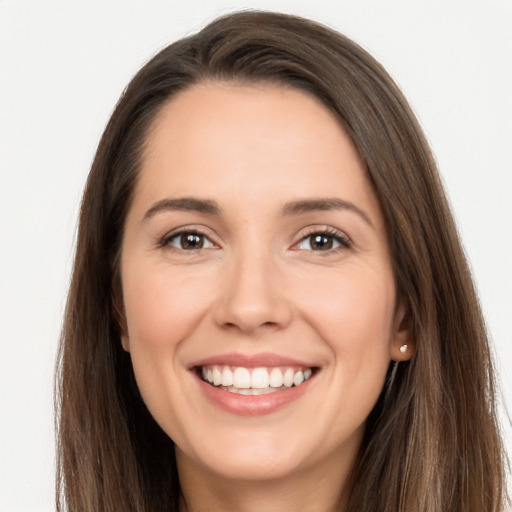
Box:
[197,365,316,395]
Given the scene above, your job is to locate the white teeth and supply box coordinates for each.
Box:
[221,366,233,386]
[223,386,286,395]
[228,387,280,395]
[200,364,314,393]
[293,370,304,386]
[269,367,284,388]
[212,366,222,386]
[233,367,251,389]
[283,368,294,387]
[250,388,268,395]
[251,368,269,389]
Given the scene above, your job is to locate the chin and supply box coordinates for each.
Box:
[176,427,313,482]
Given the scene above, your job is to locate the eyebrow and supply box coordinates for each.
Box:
[282,198,374,227]
[143,197,221,220]
[143,196,373,227]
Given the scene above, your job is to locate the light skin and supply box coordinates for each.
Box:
[119,82,414,512]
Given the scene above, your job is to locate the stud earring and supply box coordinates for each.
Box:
[399,344,408,354]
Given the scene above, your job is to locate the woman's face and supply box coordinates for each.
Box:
[120,83,412,484]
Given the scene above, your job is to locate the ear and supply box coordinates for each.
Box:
[389,301,415,362]
[112,287,130,353]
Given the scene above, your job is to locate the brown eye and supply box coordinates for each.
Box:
[310,234,334,250]
[295,230,351,252]
[180,233,204,249]
[164,231,216,250]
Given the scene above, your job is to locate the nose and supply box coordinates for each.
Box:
[213,246,293,335]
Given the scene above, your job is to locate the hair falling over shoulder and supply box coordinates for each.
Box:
[55,10,509,512]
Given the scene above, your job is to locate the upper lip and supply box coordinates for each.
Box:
[188,352,316,369]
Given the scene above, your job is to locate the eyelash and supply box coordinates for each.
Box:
[295,227,352,253]
[158,229,217,251]
[158,227,352,253]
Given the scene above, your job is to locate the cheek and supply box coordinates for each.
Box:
[122,261,214,351]
[297,264,395,377]
[120,261,217,436]
[304,263,394,330]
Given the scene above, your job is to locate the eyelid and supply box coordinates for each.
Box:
[292,225,352,251]
[157,226,220,250]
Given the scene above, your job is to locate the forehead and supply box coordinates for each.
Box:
[133,81,382,226]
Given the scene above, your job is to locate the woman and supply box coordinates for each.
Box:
[55,10,508,512]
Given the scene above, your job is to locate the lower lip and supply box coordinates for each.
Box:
[195,373,315,416]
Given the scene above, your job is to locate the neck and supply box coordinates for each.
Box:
[177,447,356,512]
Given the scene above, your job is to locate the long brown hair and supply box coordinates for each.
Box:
[56,10,508,511]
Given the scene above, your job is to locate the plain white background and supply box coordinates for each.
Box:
[1,2,510,510]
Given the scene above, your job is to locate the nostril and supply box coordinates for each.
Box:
[220,319,279,332]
